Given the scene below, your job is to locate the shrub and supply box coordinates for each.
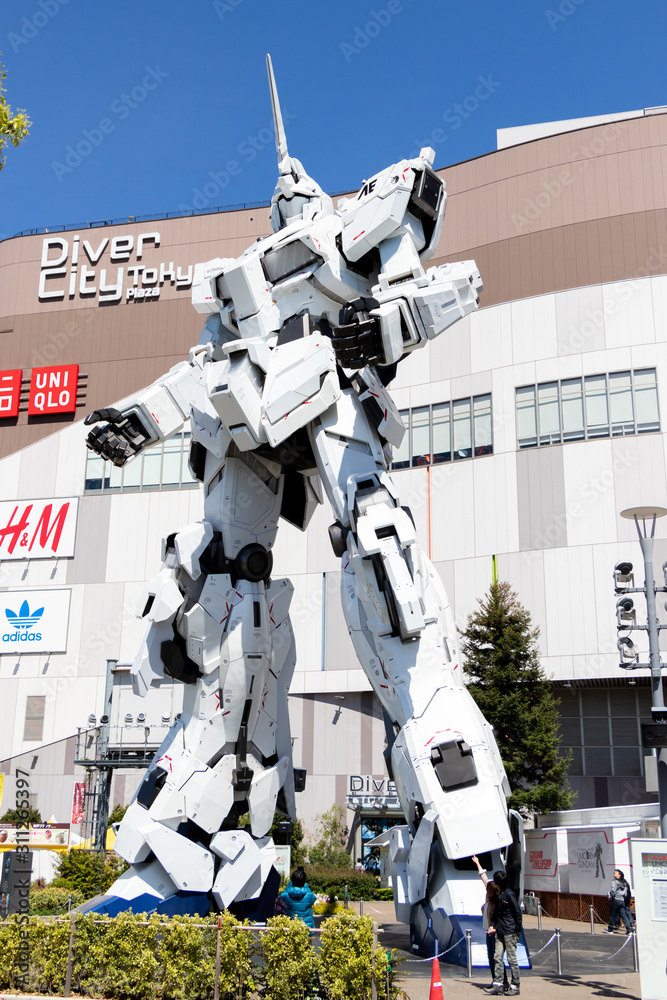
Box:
[303,866,379,901]
[318,912,401,1000]
[29,886,85,915]
[53,849,128,898]
[262,915,317,1000]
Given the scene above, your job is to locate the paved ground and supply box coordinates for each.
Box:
[345,902,642,1000]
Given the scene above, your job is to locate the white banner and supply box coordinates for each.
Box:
[567,827,616,893]
[631,839,667,1000]
[1,589,71,653]
[524,830,561,891]
[0,498,78,560]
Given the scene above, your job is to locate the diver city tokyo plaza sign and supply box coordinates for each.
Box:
[0,498,78,560]
[38,232,194,305]
[1,589,71,653]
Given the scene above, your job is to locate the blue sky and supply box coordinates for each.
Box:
[1,0,666,238]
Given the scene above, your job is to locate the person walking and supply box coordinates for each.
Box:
[483,869,522,996]
[604,868,634,934]
[472,856,508,991]
[279,866,317,929]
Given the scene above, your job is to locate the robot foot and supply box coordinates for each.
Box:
[77,857,211,917]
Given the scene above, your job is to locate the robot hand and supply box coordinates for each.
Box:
[333,297,385,369]
[84,407,154,467]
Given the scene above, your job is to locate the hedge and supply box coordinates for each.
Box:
[0,910,402,1000]
[300,867,380,901]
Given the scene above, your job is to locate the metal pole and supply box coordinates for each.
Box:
[589,904,595,934]
[466,929,473,978]
[537,901,542,931]
[372,921,378,1000]
[555,927,562,976]
[360,897,363,917]
[214,915,221,1000]
[64,911,76,997]
[632,931,639,973]
[638,527,667,837]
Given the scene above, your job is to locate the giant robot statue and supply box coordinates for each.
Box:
[83,57,521,955]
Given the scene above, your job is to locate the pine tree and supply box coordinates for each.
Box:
[460,580,574,816]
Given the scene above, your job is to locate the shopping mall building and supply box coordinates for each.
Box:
[1,107,667,862]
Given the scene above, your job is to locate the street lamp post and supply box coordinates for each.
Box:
[616,506,667,837]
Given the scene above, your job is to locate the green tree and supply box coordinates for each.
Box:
[460,580,574,816]
[1,806,42,823]
[107,803,128,828]
[0,57,31,169]
[307,806,351,869]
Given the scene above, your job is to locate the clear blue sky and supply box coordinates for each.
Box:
[1,0,666,238]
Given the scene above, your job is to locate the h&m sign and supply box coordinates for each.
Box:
[0,498,78,560]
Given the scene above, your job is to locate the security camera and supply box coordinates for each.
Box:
[617,636,639,663]
[614,561,634,591]
[616,597,636,626]
[137,713,146,723]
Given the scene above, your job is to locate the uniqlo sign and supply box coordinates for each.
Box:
[0,370,21,418]
[28,365,78,415]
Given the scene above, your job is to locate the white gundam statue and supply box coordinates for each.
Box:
[82,57,523,958]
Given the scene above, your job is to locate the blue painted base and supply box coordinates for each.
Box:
[79,890,210,917]
[410,906,531,969]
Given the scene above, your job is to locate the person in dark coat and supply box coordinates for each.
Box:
[604,868,634,934]
[484,869,522,996]
[279,867,317,928]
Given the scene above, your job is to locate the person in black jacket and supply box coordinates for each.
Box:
[604,869,634,934]
[484,869,522,996]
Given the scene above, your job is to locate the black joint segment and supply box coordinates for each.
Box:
[236,543,273,582]
[232,763,254,793]
[328,521,350,558]
[188,440,207,482]
[136,766,168,809]
[161,633,201,685]
[293,767,307,792]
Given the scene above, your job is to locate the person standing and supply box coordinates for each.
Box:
[472,856,507,990]
[483,869,522,996]
[604,869,634,934]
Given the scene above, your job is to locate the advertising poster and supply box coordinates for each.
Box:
[524,830,562,891]
[71,783,86,826]
[567,828,616,893]
[0,588,71,654]
[631,838,667,1000]
[0,823,70,851]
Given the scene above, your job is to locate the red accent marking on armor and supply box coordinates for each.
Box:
[236,591,242,598]
[353,230,366,241]
[222,711,230,717]
[368,390,379,397]
[384,409,388,420]
[380,684,388,689]
[151,411,159,424]
[160,754,173,771]
[214,693,221,710]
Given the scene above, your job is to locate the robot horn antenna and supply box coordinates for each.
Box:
[266,53,288,164]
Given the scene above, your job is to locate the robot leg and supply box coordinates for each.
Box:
[311,393,513,951]
[84,523,297,918]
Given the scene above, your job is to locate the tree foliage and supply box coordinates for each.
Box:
[0,806,42,823]
[307,805,352,869]
[107,803,129,828]
[53,849,128,897]
[0,57,31,169]
[460,581,574,816]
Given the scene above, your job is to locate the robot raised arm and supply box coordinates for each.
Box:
[84,350,208,467]
[334,147,482,370]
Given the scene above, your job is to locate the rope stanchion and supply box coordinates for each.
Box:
[561,932,634,962]
[402,936,467,964]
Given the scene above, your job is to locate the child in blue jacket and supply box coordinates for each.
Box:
[280,867,317,928]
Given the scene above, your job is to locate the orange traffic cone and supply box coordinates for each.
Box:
[429,957,444,1000]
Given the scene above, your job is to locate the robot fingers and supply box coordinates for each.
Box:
[83,406,123,426]
[85,410,154,467]
[335,297,403,369]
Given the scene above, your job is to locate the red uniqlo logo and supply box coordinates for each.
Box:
[0,370,21,418]
[28,365,79,415]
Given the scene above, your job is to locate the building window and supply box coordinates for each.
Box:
[516,369,659,448]
[23,696,45,742]
[391,394,493,470]
[85,427,199,495]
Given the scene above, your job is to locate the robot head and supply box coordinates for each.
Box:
[266,55,334,231]
[270,156,334,231]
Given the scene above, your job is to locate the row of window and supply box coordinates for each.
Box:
[559,687,651,777]
[516,368,659,449]
[391,394,493,469]
[85,429,198,494]
[83,370,661,494]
